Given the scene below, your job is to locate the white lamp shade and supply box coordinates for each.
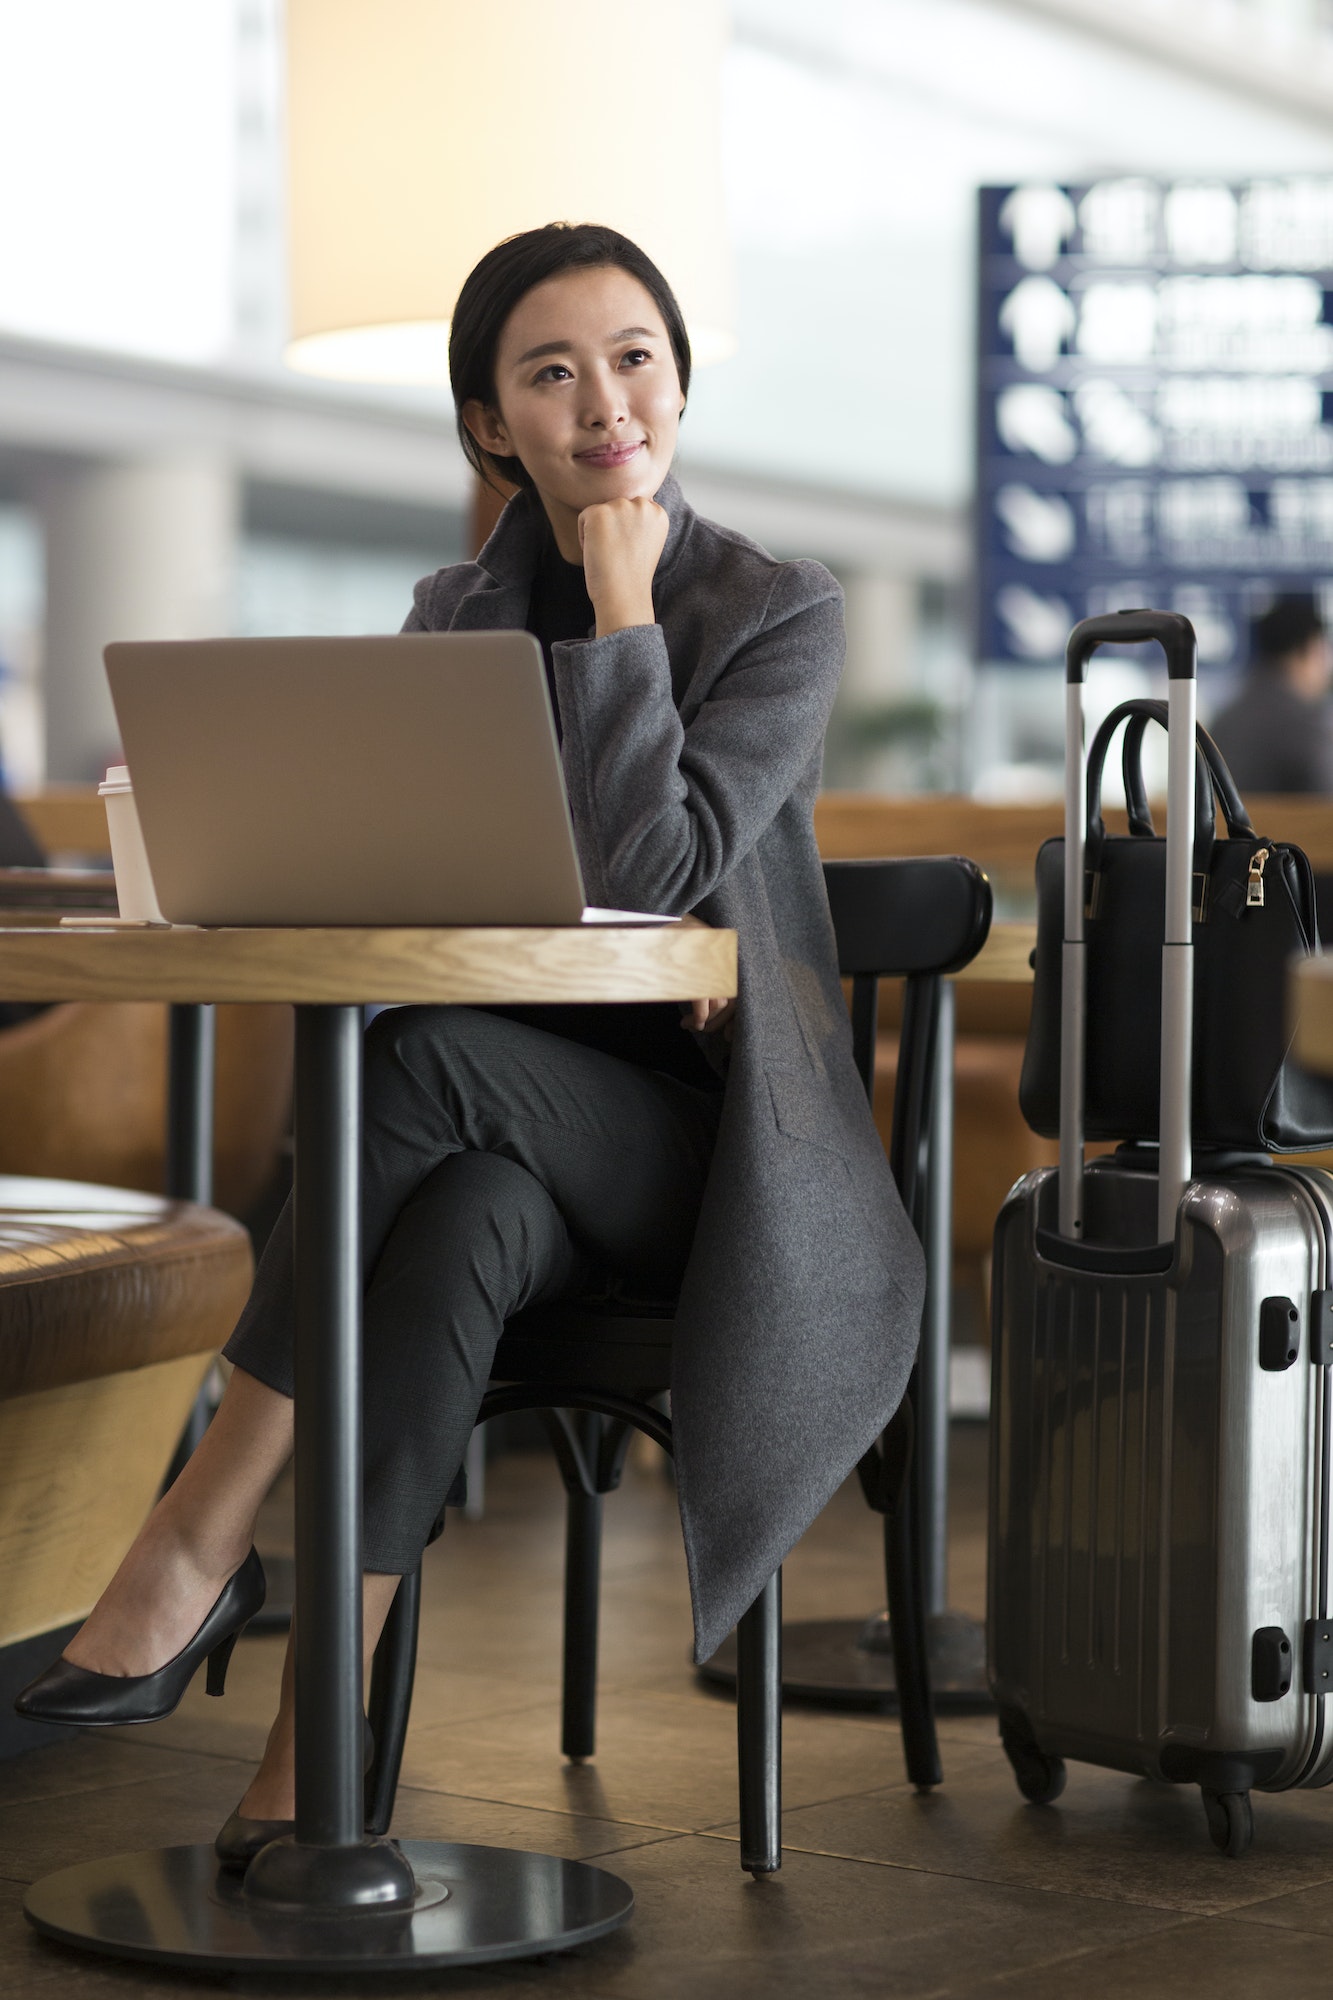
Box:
[286,0,737,383]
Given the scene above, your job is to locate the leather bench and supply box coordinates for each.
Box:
[0,1176,252,1750]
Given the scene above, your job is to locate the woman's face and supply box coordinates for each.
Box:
[463,265,685,547]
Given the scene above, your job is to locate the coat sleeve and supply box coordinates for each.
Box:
[552,559,844,914]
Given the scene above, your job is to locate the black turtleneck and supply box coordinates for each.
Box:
[525,529,594,741]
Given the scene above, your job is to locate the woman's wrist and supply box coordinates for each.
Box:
[593,594,656,638]
[578,498,668,637]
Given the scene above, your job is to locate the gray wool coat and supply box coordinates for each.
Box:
[404,472,926,1661]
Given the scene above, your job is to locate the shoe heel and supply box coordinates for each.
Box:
[206,1631,239,1698]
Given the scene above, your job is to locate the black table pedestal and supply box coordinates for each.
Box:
[24,1003,633,1971]
[24,1842,634,1971]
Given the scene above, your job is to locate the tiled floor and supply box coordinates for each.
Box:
[6,1428,1333,1996]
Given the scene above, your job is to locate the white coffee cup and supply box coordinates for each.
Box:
[98,765,167,924]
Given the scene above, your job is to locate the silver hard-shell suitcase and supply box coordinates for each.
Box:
[988,610,1333,1858]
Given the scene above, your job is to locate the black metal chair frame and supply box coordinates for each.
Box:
[363,855,993,1877]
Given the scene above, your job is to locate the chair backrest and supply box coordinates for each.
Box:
[822,855,992,981]
[822,855,992,1231]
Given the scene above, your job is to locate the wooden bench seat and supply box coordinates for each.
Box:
[0,1176,252,1745]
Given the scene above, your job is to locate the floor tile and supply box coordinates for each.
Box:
[386,1783,673,1859]
[734,1737,1333,1916]
[1230,1872,1333,1936]
[508,1831,1185,2000]
[402,1685,904,1834]
[0,1752,257,1883]
[969,1911,1333,1999]
[125,1631,557,1769]
[0,1735,203,1811]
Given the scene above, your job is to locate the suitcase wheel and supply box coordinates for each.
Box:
[998,1713,1067,1805]
[1202,1788,1253,1859]
[1009,1745,1067,1805]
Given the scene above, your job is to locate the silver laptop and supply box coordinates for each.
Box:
[104,634,645,927]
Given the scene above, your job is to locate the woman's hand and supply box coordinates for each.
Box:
[578,497,669,637]
[683,997,737,1038]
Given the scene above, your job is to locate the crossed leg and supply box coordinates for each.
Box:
[57,1007,720,1825]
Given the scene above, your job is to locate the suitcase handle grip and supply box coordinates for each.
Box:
[1059,616,1198,1247]
[1066,610,1197,684]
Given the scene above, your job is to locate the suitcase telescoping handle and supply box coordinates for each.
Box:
[1060,611,1198,1248]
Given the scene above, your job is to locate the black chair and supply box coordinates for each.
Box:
[362,854,993,1875]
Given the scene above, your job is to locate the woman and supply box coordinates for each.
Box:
[16,224,925,1859]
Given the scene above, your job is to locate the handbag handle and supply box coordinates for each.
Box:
[1117,701,1255,843]
[1085,699,1217,878]
[1121,716,1158,837]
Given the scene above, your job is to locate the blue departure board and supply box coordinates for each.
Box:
[977,179,1333,670]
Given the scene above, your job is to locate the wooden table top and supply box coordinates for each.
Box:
[0,916,1034,1004]
[1292,956,1333,1075]
[0,921,738,1007]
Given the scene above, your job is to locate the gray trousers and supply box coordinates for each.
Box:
[224,1006,721,1572]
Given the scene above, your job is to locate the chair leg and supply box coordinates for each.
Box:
[736,1569,782,1875]
[562,1482,603,1761]
[365,1565,422,1837]
[884,1399,943,1791]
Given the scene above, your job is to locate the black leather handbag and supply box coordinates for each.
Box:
[1019,695,1333,1152]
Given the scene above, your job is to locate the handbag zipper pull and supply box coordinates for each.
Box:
[1247,844,1270,909]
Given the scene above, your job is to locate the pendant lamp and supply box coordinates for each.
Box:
[285,0,737,383]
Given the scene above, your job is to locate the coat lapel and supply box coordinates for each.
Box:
[443,487,541,634]
[447,582,530,633]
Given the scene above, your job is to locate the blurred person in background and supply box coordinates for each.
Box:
[1210,593,1333,795]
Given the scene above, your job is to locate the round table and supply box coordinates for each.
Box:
[15,919,735,1975]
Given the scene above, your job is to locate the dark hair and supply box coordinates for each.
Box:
[1250,592,1326,668]
[448,223,692,493]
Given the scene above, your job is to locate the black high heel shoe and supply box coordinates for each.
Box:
[13,1548,266,1727]
[214,1717,376,1872]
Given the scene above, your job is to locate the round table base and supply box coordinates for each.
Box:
[698,1611,993,1712]
[24,1841,634,1972]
